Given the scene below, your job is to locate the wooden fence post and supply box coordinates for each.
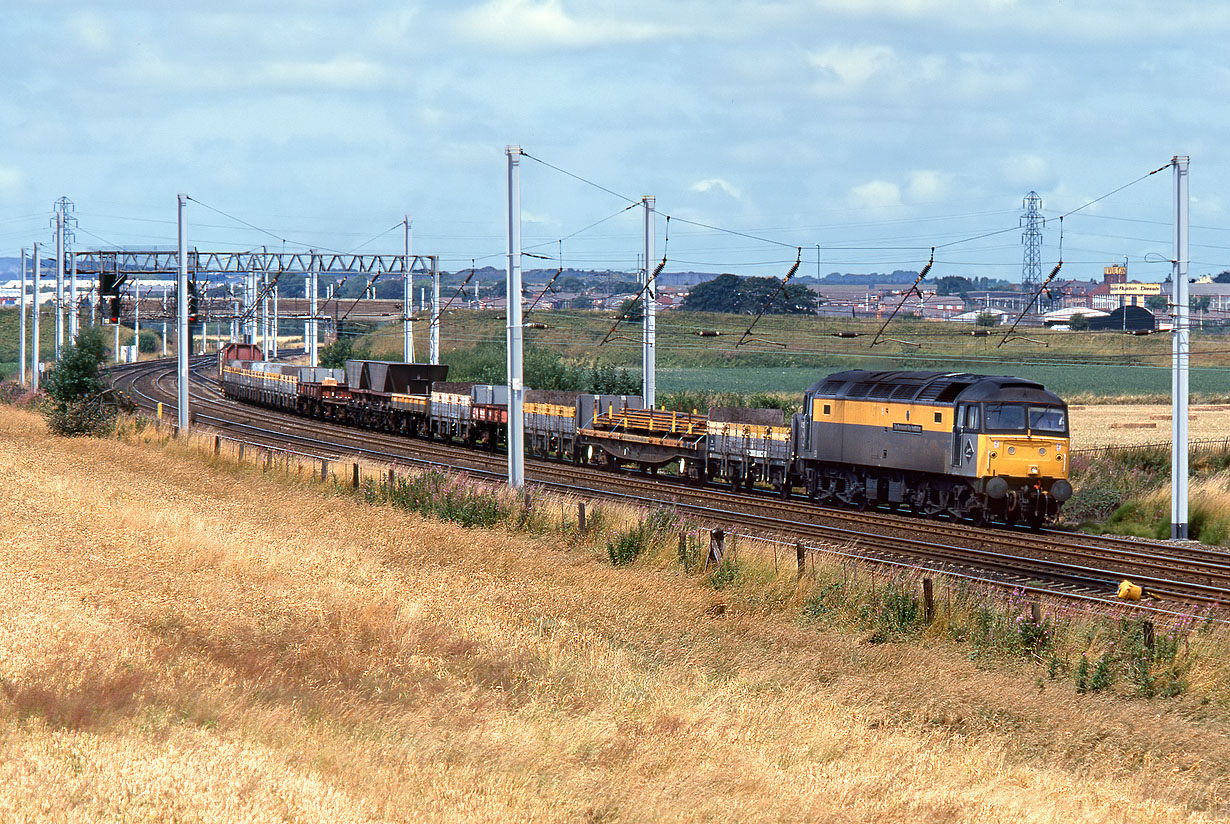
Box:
[238,443,244,462]
[707,529,725,567]
[388,467,395,487]
[320,459,328,481]
[796,542,805,581]
[1030,601,1042,625]
[214,435,220,456]
[352,462,360,488]
[1142,620,1155,652]
[679,532,688,570]
[922,578,935,624]
[577,502,587,535]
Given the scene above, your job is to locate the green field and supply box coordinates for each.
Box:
[10,304,1230,402]
[659,363,1230,401]
[350,308,1230,402]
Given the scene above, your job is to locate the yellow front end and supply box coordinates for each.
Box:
[981,434,1070,482]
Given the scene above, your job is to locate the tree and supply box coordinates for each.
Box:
[1145,294,1169,314]
[975,312,999,327]
[40,326,116,436]
[1068,313,1089,331]
[137,329,159,353]
[934,276,975,297]
[1214,271,1230,284]
[679,274,818,315]
[617,296,644,322]
[319,332,370,368]
[1191,295,1211,313]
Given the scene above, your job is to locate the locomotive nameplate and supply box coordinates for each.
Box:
[891,422,922,434]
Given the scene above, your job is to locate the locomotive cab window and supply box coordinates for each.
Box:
[964,405,980,430]
[983,403,1027,433]
[823,404,831,415]
[1029,405,1068,435]
[934,411,942,423]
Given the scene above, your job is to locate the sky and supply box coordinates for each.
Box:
[2,0,1228,284]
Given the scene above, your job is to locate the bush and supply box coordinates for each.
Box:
[606,507,679,566]
[365,469,509,528]
[445,341,639,395]
[137,329,159,353]
[40,327,116,437]
[320,334,371,369]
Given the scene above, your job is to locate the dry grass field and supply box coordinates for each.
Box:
[1070,402,1230,449]
[2,407,1230,822]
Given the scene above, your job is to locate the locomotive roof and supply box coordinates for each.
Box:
[806,369,1064,406]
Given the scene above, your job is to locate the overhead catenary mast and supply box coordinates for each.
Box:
[1172,156,1191,540]
[403,215,415,363]
[642,195,656,407]
[177,194,189,433]
[506,145,525,488]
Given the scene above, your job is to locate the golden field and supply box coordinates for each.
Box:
[1070,403,1230,449]
[1,407,1229,822]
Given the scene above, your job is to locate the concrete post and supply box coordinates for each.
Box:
[642,195,656,407]
[177,194,190,433]
[403,215,415,363]
[430,256,440,364]
[54,211,63,359]
[19,248,27,386]
[506,145,524,488]
[309,252,319,367]
[31,242,40,392]
[1172,155,1191,540]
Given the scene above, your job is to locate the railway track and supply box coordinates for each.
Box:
[109,357,1230,613]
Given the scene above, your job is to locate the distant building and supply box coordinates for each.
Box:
[1086,305,1156,332]
[1088,264,1162,310]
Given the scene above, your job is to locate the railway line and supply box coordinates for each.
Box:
[109,356,1230,614]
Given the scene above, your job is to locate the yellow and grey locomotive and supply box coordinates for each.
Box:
[790,370,1071,526]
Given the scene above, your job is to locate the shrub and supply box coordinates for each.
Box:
[40,326,117,437]
[366,469,509,528]
[606,507,679,566]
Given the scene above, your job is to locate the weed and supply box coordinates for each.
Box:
[366,469,510,528]
[707,558,740,590]
[877,583,923,635]
[606,526,648,567]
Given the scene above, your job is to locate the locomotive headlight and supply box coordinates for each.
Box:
[1008,446,1016,455]
[1039,447,1046,456]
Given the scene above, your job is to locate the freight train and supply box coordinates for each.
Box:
[218,343,1072,527]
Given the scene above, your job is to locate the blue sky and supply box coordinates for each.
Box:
[2,0,1227,282]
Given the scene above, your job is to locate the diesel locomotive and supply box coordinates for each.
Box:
[218,345,1072,526]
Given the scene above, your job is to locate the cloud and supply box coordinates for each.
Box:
[805,44,1022,102]
[1001,154,1050,188]
[907,170,948,201]
[457,0,683,49]
[0,166,22,196]
[261,58,388,91]
[690,178,742,200]
[848,180,903,211]
[105,49,389,94]
[67,12,112,54]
